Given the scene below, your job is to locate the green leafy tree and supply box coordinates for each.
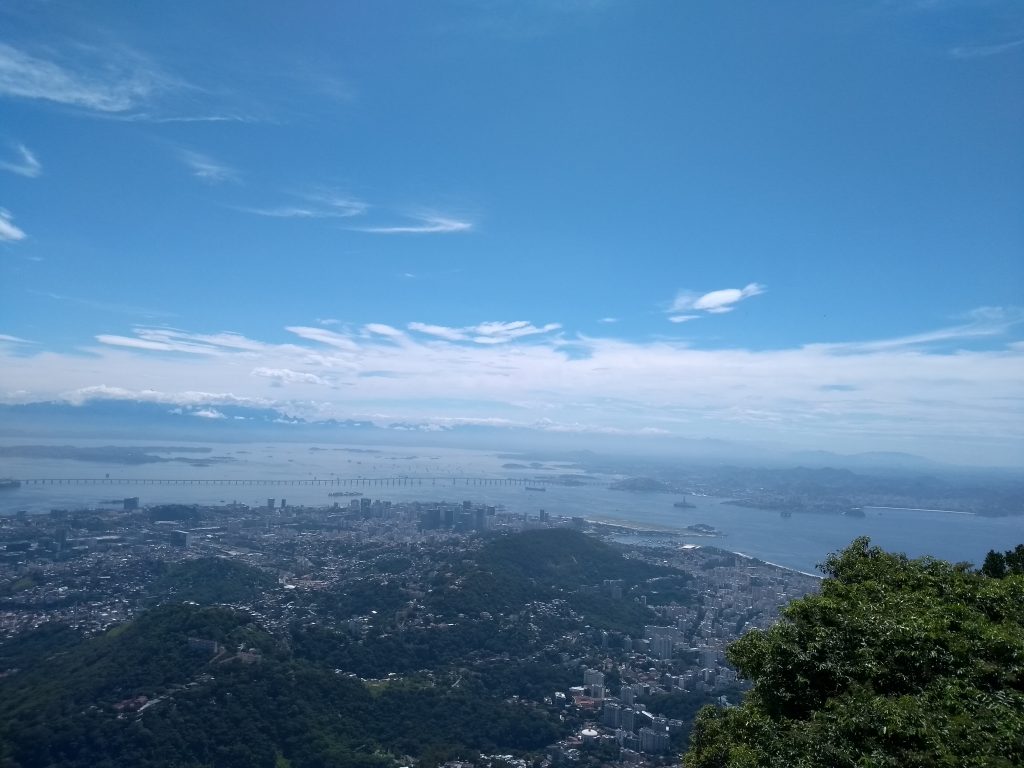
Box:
[982,549,1008,578]
[684,537,1024,768]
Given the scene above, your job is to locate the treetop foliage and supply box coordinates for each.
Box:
[684,537,1024,768]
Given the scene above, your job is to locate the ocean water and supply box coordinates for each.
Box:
[1,439,1021,575]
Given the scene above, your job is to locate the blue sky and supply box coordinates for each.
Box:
[1,1,1022,464]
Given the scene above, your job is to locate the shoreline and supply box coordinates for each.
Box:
[730,550,823,579]
[865,505,973,516]
[588,515,823,579]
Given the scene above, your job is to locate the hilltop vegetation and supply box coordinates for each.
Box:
[0,529,693,768]
[684,537,1024,768]
[148,557,278,605]
[0,605,559,768]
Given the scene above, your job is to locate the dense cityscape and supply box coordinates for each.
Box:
[0,493,820,767]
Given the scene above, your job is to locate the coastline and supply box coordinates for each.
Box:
[729,550,823,580]
[865,506,974,516]
[587,515,823,580]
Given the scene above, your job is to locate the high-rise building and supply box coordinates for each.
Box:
[602,701,622,728]
[639,727,670,754]
[652,635,675,660]
[583,668,605,687]
[621,707,636,732]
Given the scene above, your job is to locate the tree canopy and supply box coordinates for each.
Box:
[684,537,1024,768]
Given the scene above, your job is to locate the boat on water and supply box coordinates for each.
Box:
[525,486,546,492]
[327,491,364,497]
[673,497,695,509]
[0,479,21,490]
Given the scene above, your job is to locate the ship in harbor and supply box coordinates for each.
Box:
[525,486,546,492]
[0,479,21,490]
[328,491,363,497]
[673,496,695,508]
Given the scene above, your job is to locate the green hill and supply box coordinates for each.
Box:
[0,603,560,768]
[148,557,278,605]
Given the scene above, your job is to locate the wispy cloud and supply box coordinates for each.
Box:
[240,190,368,219]
[0,333,35,344]
[0,42,175,113]
[950,38,1024,59]
[95,327,267,355]
[669,283,765,319]
[127,113,259,124]
[364,323,408,341]
[0,209,27,241]
[599,317,619,324]
[354,213,472,234]
[471,320,561,343]
[816,306,1024,353]
[285,326,359,350]
[59,385,272,410]
[407,322,469,342]
[0,143,41,177]
[180,150,237,184]
[408,320,561,344]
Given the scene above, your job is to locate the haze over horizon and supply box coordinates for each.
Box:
[1,1,1022,467]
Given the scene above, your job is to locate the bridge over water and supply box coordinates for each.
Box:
[15,476,599,488]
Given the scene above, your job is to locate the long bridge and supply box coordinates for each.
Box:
[14,476,597,488]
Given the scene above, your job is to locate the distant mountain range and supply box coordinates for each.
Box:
[786,450,944,471]
[0,399,1012,473]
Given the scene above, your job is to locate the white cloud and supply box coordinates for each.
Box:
[815,306,1023,353]
[354,213,472,234]
[407,320,561,344]
[364,323,407,341]
[0,209,27,241]
[670,283,765,317]
[950,38,1024,59]
[192,408,226,419]
[599,317,619,324]
[60,385,271,409]
[0,333,34,344]
[668,315,699,323]
[251,367,329,386]
[95,328,269,355]
[0,42,174,113]
[285,326,359,350]
[407,322,468,341]
[180,150,236,184]
[2,307,1022,464]
[0,144,41,178]
[471,320,561,343]
[94,334,179,352]
[240,191,367,219]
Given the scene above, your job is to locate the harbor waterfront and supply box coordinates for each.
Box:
[1,440,1020,574]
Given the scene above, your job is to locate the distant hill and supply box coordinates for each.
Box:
[148,557,278,605]
[431,528,691,633]
[787,449,943,471]
[610,476,675,492]
[0,602,562,768]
